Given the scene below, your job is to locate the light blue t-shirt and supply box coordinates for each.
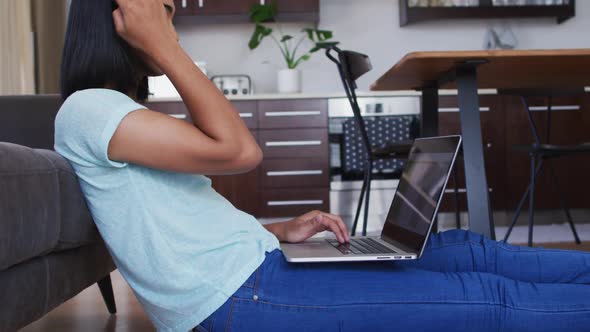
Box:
[54,89,280,332]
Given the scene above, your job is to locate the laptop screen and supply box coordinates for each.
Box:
[381,136,461,254]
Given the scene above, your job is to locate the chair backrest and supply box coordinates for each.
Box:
[0,94,62,150]
[341,115,418,179]
[326,47,375,160]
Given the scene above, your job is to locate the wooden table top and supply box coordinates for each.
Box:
[371,49,590,91]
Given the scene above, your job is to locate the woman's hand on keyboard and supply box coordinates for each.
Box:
[280,211,350,244]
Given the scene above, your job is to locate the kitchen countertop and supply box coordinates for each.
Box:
[147,89,500,102]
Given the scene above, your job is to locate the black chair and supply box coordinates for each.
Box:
[503,94,587,247]
[326,46,464,237]
[325,47,415,236]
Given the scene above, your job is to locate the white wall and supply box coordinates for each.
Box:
[176,0,590,94]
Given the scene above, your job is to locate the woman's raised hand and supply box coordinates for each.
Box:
[112,0,179,58]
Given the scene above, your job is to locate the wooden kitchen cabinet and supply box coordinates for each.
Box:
[173,0,319,23]
[173,0,194,16]
[276,0,319,13]
[274,0,320,22]
[173,0,258,18]
[191,0,259,16]
[437,95,507,213]
[257,98,330,218]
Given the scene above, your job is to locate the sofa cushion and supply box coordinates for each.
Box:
[0,142,100,271]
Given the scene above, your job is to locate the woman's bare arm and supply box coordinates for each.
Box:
[107,0,261,175]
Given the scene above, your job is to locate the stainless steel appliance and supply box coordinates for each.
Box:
[328,95,420,234]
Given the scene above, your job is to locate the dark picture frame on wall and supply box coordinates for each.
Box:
[399,0,575,26]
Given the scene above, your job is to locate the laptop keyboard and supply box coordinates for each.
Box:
[326,238,398,255]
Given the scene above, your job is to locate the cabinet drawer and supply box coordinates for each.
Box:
[259,189,329,218]
[233,101,258,129]
[518,96,584,112]
[258,128,328,159]
[260,158,329,189]
[146,101,258,128]
[259,99,327,129]
[438,95,497,112]
[146,101,192,122]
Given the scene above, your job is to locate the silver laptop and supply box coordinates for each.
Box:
[281,135,462,263]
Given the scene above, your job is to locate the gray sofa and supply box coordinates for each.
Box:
[0,95,117,331]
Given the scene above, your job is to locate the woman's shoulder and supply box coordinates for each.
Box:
[59,88,140,119]
[64,88,135,107]
[56,88,142,133]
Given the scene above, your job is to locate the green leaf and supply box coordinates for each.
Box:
[281,35,293,43]
[303,28,335,43]
[248,24,273,50]
[249,1,277,23]
[314,30,333,41]
[303,28,315,41]
[291,54,311,69]
[310,41,339,53]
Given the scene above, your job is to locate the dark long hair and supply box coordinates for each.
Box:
[61,0,149,101]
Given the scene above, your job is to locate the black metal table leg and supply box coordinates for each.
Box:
[455,64,496,240]
[420,86,440,232]
[420,86,439,138]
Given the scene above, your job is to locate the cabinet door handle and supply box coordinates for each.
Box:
[182,0,187,8]
[239,112,253,118]
[267,200,324,206]
[266,170,323,177]
[445,188,467,194]
[444,188,492,193]
[265,140,322,147]
[529,105,580,112]
[198,0,204,8]
[169,113,187,119]
[439,107,490,112]
[265,111,321,117]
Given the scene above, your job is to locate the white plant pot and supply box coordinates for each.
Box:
[277,69,301,94]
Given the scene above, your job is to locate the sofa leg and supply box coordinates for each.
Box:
[97,274,117,314]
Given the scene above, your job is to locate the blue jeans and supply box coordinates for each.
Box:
[194,230,590,332]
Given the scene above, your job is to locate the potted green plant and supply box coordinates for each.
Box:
[248,2,338,93]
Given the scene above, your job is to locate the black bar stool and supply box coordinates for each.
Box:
[502,91,587,247]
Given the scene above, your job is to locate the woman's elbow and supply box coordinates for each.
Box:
[233,144,263,173]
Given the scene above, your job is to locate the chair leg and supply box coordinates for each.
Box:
[362,163,373,237]
[503,158,544,243]
[351,168,370,237]
[547,162,582,244]
[528,156,537,247]
[97,274,117,314]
